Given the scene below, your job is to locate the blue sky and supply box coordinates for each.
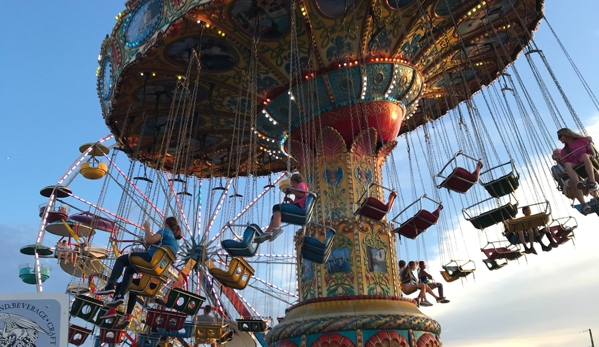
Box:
[1,1,598,347]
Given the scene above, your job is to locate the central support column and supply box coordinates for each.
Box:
[267,126,442,347]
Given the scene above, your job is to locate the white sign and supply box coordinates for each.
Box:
[0,293,69,347]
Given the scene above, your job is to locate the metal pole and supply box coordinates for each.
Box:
[584,329,595,347]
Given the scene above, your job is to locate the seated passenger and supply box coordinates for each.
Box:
[96,217,181,306]
[557,128,598,194]
[418,261,449,303]
[401,261,445,306]
[503,226,536,255]
[521,206,558,252]
[256,173,309,242]
[552,148,595,214]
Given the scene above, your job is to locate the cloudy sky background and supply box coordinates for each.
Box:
[1,1,598,347]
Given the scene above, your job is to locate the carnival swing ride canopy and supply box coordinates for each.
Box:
[99,0,543,176]
[27,0,584,346]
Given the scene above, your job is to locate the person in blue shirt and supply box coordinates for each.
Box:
[96,216,182,306]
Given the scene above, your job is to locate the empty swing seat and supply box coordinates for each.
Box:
[440,261,475,282]
[237,318,268,332]
[439,162,483,193]
[467,203,519,230]
[280,192,318,226]
[221,224,260,257]
[301,228,336,264]
[98,328,125,344]
[68,324,93,346]
[137,333,161,347]
[483,258,508,271]
[145,308,187,330]
[481,246,522,261]
[393,206,442,239]
[546,224,575,245]
[355,191,397,221]
[161,288,205,315]
[483,172,520,198]
[130,246,176,277]
[129,274,167,297]
[70,295,104,323]
[206,257,255,290]
[69,212,116,233]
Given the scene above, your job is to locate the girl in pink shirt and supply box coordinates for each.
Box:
[557,128,598,201]
[256,173,309,242]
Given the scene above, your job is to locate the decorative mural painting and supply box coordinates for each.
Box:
[323,165,347,220]
[300,258,317,300]
[362,230,391,295]
[325,233,354,296]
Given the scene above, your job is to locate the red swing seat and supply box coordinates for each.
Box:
[356,191,397,220]
[436,151,483,194]
[392,195,443,239]
[543,217,577,245]
[481,241,523,261]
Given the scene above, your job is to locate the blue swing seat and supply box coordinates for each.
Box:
[221,224,261,257]
[280,192,318,226]
[301,228,336,264]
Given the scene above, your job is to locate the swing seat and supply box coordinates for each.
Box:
[401,284,418,295]
[504,212,550,233]
[441,261,475,282]
[94,307,125,329]
[157,321,195,338]
[438,162,483,193]
[70,295,104,323]
[393,206,442,239]
[574,199,599,215]
[483,258,508,271]
[161,288,206,315]
[129,274,167,297]
[467,202,519,230]
[145,308,188,330]
[573,156,599,179]
[80,161,108,180]
[301,228,336,264]
[481,246,522,261]
[69,212,116,233]
[355,191,397,221]
[280,192,318,226]
[68,324,93,346]
[194,323,227,343]
[130,246,176,277]
[482,172,520,198]
[237,318,268,332]
[206,257,255,290]
[545,224,575,245]
[221,224,261,257]
[99,328,125,344]
[137,333,161,347]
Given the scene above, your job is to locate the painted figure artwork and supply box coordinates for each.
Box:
[125,0,163,46]
[100,59,112,100]
[324,167,343,187]
[301,259,314,281]
[0,312,49,347]
[231,0,290,40]
[387,0,414,9]
[199,38,238,71]
[366,247,387,273]
[327,248,351,274]
[316,0,358,17]
[166,37,200,65]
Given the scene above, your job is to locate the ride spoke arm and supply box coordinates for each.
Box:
[101,152,164,218]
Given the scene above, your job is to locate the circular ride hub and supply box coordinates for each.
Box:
[98,0,544,346]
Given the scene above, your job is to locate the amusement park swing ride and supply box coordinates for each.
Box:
[16,0,599,346]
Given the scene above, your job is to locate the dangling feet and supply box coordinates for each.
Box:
[582,204,592,215]
[114,314,131,330]
[99,307,118,320]
[107,293,125,307]
[420,299,433,307]
[541,244,552,252]
[95,283,115,295]
[269,228,284,242]
[524,246,537,255]
[436,297,450,304]
[255,232,272,243]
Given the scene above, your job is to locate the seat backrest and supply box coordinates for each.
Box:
[386,191,397,210]
[243,224,260,243]
[304,192,318,213]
